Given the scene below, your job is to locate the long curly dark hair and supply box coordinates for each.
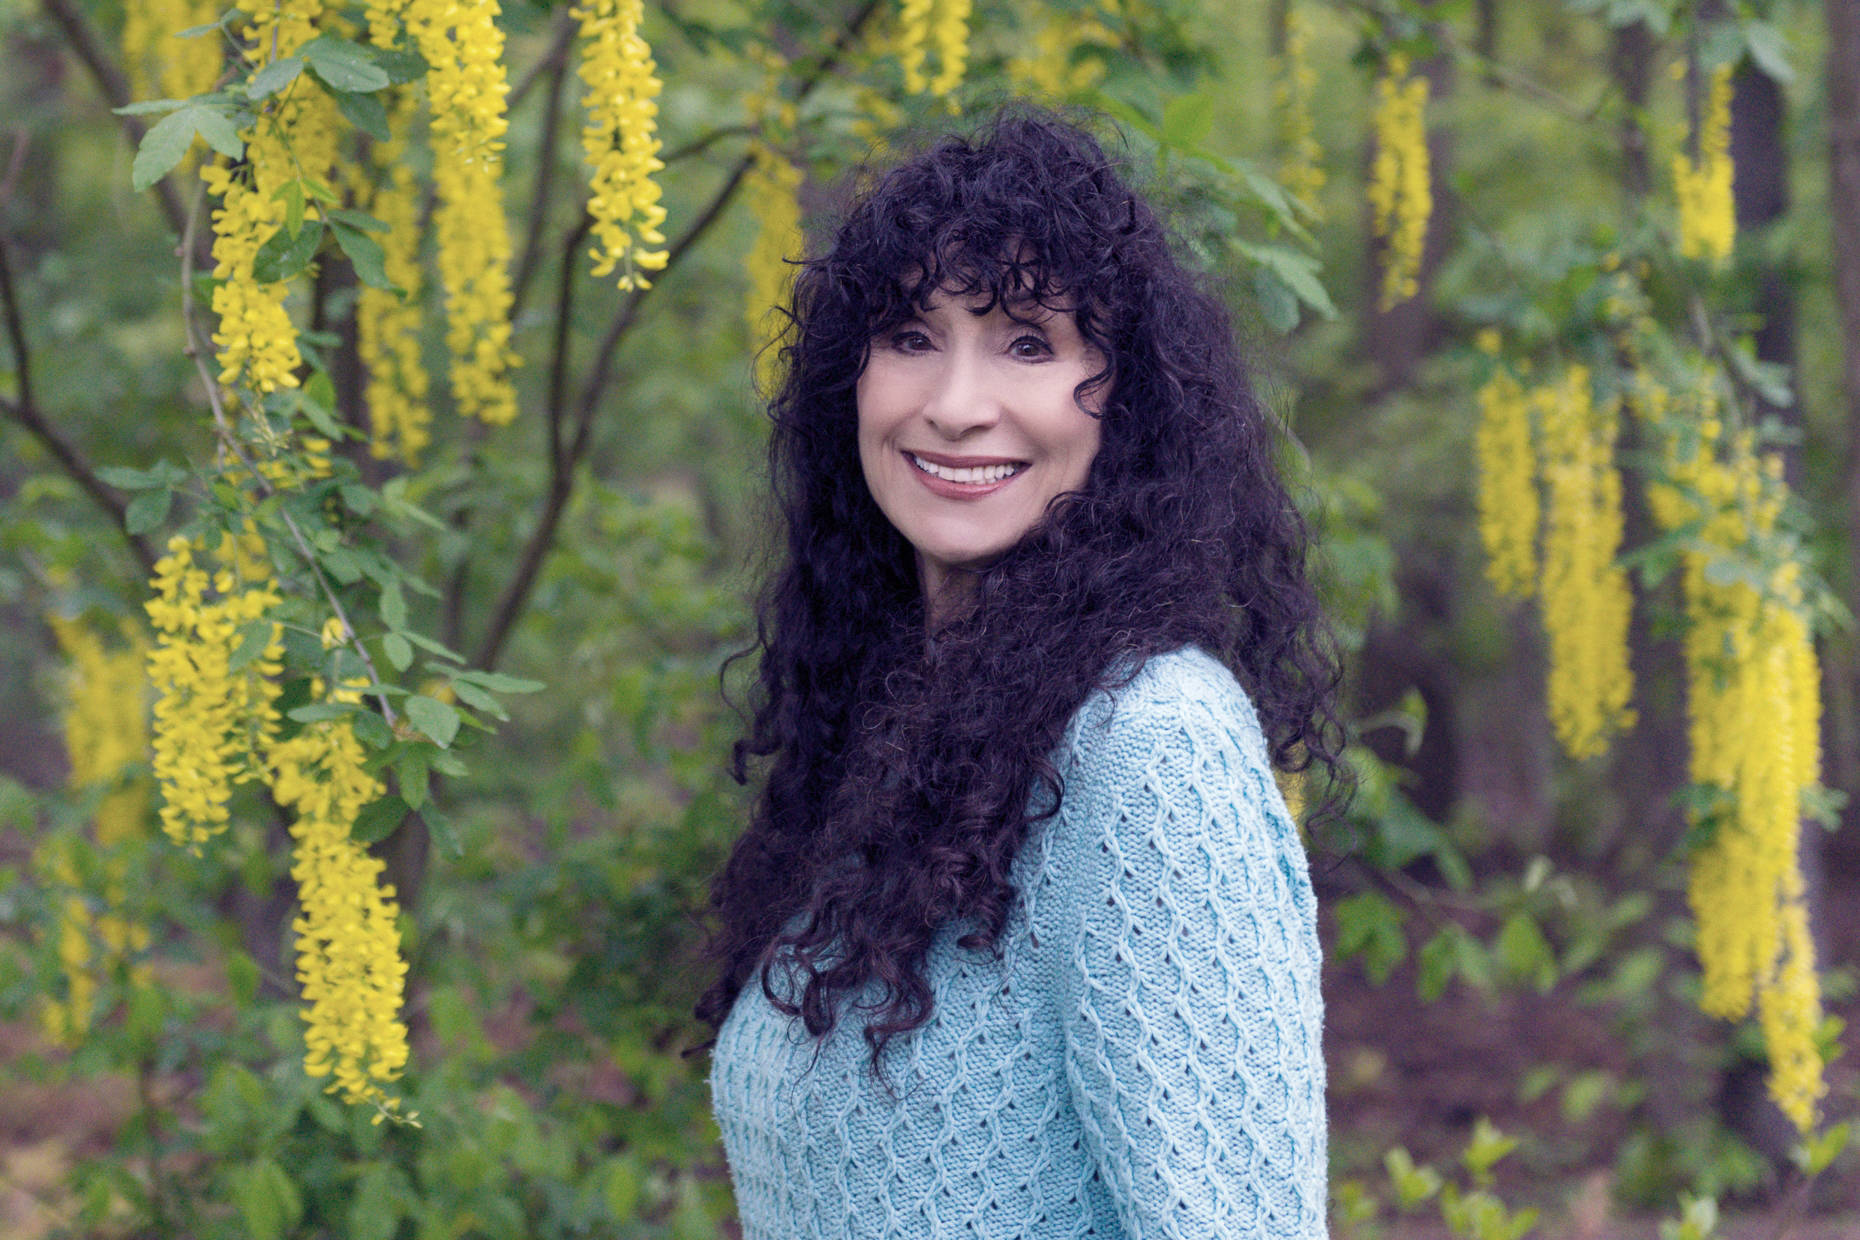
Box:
[696,107,1346,1063]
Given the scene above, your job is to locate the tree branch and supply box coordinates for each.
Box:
[509,8,579,113]
[0,230,157,575]
[468,0,885,671]
[38,0,195,247]
[510,16,576,324]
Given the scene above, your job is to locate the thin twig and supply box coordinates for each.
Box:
[0,230,158,574]
[510,9,579,112]
[175,182,398,725]
[38,0,194,246]
[510,27,576,323]
[0,127,29,207]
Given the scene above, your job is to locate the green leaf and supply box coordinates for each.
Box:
[231,1157,302,1240]
[1495,911,1557,992]
[132,106,206,191]
[370,45,429,85]
[98,464,156,489]
[382,632,414,672]
[400,629,465,663]
[1742,20,1794,85]
[1332,891,1407,984]
[1161,92,1214,148]
[395,746,430,809]
[406,695,460,747]
[275,178,306,238]
[352,794,410,844]
[114,98,189,116]
[251,219,324,284]
[227,619,275,672]
[295,384,344,439]
[289,703,353,723]
[380,582,408,631]
[189,106,244,159]
[353,710,394,749]
[448,678,508,720]
[328,207,391,233]
[301,36,392,92]
[1238,241,1336,319]
[124,487,173,534]
[456,670,546,694]
[1251,268,1299,334]
[330,219,394,290]
[246,56,305,101]
[348,1164,401,1240]
[423,803,463,859]
[334,88,391,141]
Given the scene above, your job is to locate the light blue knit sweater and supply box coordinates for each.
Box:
[710,647,1327,1238]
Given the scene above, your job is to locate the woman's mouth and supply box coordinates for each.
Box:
[905,452,1027,485]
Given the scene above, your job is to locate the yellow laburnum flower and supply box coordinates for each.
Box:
[573,0,670,289]
[1536,366,1634,759]
[1006,9,1111,100]
[269,711,410,1112]
[1474,361,1537,599]
[927,0,972,97]
[37,619,155,1044]
[407,0,520,425]
[1674,63,1734,264]
[1368,52,1430,310]
[1271,8,1325,214]
[145,534,285,848]
[201,0,339,394]
[744,141,802,394]
[1644,392,1825,1133]
[897,0,934,94]
[123,0,223,103]
[356,92,433,463]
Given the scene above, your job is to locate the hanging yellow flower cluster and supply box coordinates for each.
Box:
[1368,52,1430,310]
[1473,338,1537,600]
[897,0,970,97]
[573,0,670,290]
[356,94,433,464]
[407,0,520,425]
[1674,63,1735,264]
[270,696,410,1114]
[1642,391,1824,1133]
[1537,365,1635,760]
[200,0,339,394]
[37,619,153,1045]
[1006,8,1111,100]
[145,534,286,850]
[122,0,223,104]
[743,142,802,394]
[1271,8,1325,215]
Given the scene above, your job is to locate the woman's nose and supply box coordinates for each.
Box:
[921,349,1001,438]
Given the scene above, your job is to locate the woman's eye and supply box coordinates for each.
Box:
[889,329,931,351]
[1010,335,1052,359]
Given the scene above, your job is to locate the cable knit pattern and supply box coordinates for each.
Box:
[710,647,1327,1238]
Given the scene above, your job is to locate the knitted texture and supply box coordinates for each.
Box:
[710,648,1327,1238]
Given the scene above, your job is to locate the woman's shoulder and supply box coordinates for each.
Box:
[1063,644,1266,764]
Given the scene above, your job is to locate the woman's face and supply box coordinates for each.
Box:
[856,287,1106,610]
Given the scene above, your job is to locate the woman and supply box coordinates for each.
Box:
[700,109,1345,1239]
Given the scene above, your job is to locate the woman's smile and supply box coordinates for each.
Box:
[904,450,1028,492]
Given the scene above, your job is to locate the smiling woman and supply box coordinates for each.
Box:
[856,289,1105,610]
[700,107,1347,1240]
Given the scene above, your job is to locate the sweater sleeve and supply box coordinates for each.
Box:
[1051,655,1327,1239]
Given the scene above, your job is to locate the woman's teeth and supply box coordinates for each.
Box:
[908,454,1024,484]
